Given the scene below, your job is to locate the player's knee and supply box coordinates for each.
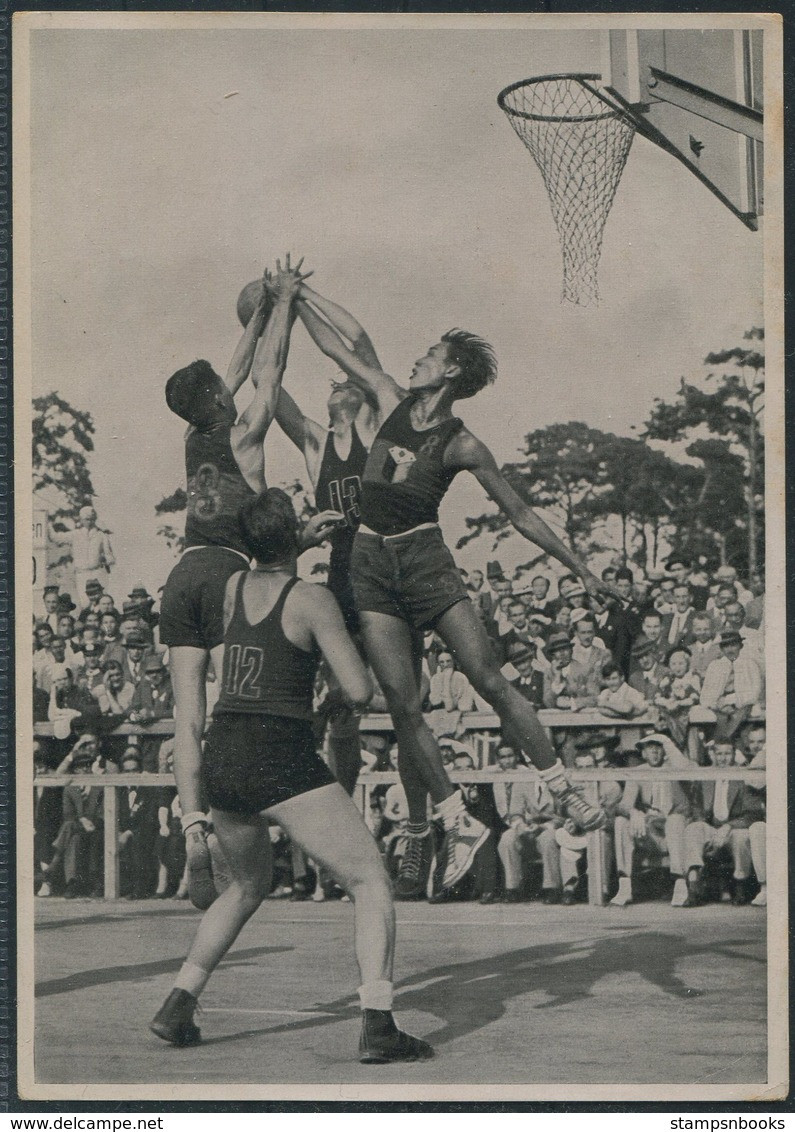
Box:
[389,700,424,732]
[469,663,505,703]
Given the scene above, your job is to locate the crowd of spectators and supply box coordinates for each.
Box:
[32,550,766,908]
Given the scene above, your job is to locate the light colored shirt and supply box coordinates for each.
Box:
[700,655,762,711]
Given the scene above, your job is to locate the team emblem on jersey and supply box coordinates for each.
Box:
[187,461,222,520]
[386,445,416,484]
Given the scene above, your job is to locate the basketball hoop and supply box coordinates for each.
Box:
[498,74,636,305]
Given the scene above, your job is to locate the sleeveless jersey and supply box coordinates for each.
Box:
[315,424,367,577]
[216,574,318,720]
[183,424,255,556]
[359,396,464,536]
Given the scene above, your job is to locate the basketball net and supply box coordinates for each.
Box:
[498,75,636,305]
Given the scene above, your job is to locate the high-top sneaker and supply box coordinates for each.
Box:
[359,1009,434,1064]
[394,832,434,900]
[436,810,489,892]
[150,989,201,1047]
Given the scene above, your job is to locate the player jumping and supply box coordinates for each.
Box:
[297,291,619,897]
[159,258,338,908]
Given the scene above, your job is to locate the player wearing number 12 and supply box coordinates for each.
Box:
[151,488,433,1063]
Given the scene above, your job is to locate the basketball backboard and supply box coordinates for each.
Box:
[601,29,763,229]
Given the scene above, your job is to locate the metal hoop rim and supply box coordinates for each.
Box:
[497,73,625,124]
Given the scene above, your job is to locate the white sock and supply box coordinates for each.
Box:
[358,980,394,1011]
[175,960,211,999]
[538,761,568,792]
[434,791,465,830]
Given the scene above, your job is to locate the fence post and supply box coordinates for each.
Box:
[103,785,119,900]
[585,781,604,907]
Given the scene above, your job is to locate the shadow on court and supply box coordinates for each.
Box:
[197,930,761,1050]
[36,945,293,999]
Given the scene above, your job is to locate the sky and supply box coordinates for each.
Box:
[25,20,764,599]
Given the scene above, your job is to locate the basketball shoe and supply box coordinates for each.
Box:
[393,831,434,900]
[436,809,489,891]
[150,988,201,1047]
[185,826,218,911]
[359,1009,434,1063]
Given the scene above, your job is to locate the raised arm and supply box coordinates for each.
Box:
[449,431,621,605]
[235,259,308,451]
[224,278,271,397]
[296,297,404,418]
[305,586,372,709]
[275,388,327,488]
[298,283,382,369]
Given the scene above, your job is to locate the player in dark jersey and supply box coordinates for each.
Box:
[160,258,338,909]
[297,294,623,897]
[274,286,382,795]
[151,489,433,1064]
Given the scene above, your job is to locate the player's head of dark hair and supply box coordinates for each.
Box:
[238,488,300,565]
[165,360,229,428]
[440,329,497,400]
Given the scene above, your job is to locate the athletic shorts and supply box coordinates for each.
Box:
[202,713,336,815]
[350,526,468,632]
[159,547,248,650]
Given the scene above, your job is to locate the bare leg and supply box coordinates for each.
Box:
[434,600,556,770]
[168,644,221,909]
[267,783,394,985]
[359,611,455,814]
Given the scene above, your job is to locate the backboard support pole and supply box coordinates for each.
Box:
[647,67,763,142]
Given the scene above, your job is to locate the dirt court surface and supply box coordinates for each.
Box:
[33,897,766,1088]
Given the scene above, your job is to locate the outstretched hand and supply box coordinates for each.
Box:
[299,509,347,551]
[264,253,314,302]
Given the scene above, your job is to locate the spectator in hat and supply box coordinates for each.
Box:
[504,641,545,709]
[41,585,61,634]
[628,636,668,703]
[612,733,691,907]
[597,662,650,720]
[687,613,723,682]
[683,739,766,907]
[129,654,174,771]
[77,578,105,621]
[119,601,153,646]
[128,584,159,623]
[558,576,588,611]
[80,645,105,693]
[542,632,600,711]
[556,733,623,905]
[700,630,763,741]
[570,610,610,680]
[122,630,152,687]
[50,504,116,596]
[491,744,562,903]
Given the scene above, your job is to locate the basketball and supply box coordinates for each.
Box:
[236,279,274,327]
